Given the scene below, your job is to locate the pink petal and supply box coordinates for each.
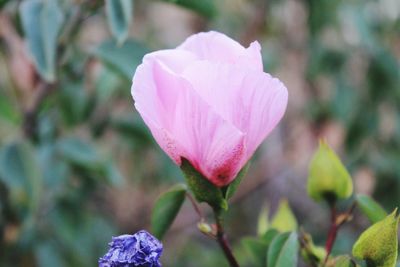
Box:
[142,49,198,74]
[131,49,197,129]
[177,31,263,70]
[240,41,263,71]
[182,61,288,161]
[132,58,247,186]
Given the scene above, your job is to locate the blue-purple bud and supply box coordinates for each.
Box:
[99,230,163,267]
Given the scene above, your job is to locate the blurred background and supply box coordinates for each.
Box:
[0,0,399,266]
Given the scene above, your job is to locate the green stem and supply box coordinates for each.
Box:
[213,208,240,267]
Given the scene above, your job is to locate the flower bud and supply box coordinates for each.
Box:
[352,209,399,267]
[131,31,288,187]
[197,221,213,235]
[307,140,353,203]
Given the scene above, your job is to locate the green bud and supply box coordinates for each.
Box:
[352,209,399,267]
[270,199,298,232]
[197,221,213,235]
[307,140,353,203]
[333,255,358,267]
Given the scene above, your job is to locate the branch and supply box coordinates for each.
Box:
[323,202,355,265]
[23,81,56,139]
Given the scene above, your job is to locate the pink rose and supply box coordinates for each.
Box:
[131,31,288,187]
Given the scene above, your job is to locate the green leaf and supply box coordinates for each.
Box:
[35,241,66,267]
[105,0,133,45]
[270,199,298,232]
[306,0,341,36]
[267,232,299,267]
[222,163,249,200]
[56,137,123,186]
[102,161,124,187]
[161,0,217,18]
[56,137,102,169]
[59,81,91,125]
[352,209,399,267]
[95,67,123,102]
[356,194,387,224]
[20,0,64,82]
[242,229,278,267]
[261,229,279,244]
[180,159,227,211]
[151,184,187,239]
[93,39,150,80]
[242,237,269,267]
[37,144,69,192]
[0,141,42,218]
[49,210,116,265]
[307,139,353,203]
[111,115,153,146]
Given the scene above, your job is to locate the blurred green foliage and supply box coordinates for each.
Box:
[0,0,399,266]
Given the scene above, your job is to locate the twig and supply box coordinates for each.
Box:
[186,193,204,220]
[23,81,56,139]
[323,202,356,265]
[324,204,338,264]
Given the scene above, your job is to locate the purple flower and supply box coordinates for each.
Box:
[99,230,163,267]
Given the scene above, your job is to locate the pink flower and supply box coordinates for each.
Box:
[131,31,288,187]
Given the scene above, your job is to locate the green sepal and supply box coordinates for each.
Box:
[222,163,249,200]
[333,255,359,267]
[180,159,227,211]
[352,209,399,267]
[307,139,353,203]
[299,231,326,266]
